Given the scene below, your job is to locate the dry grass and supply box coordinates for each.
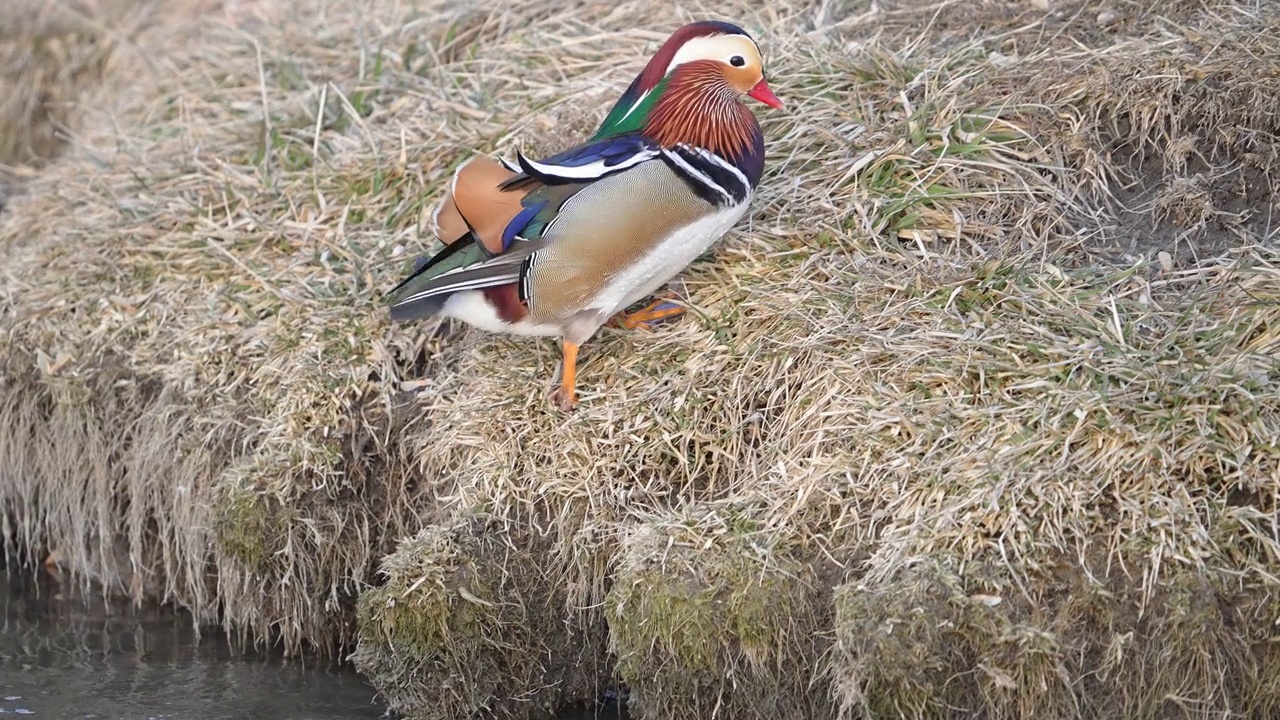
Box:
[606,518,834,719]
[351,515,612,719]
[0,0,158,208]
[1,0,1279,718]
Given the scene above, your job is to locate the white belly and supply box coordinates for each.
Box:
[441,291,562,337]
[589,203,750,315]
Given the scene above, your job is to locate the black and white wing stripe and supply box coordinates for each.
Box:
[387,236,549,319]
[504,134,664,187]
[660,144,753,207]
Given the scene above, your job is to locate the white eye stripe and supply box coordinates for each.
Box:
[664,34,761,76]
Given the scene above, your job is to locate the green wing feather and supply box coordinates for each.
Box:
[385,182,581,321]
[593,77,668,140]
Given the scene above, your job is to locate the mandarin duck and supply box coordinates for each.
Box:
[386,20,782,411]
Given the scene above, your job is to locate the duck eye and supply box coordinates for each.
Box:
[729,55,745,67]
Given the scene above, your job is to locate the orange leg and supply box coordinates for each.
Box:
[43,546,63,579]
[610,294,686,330]
[548,339,580,411]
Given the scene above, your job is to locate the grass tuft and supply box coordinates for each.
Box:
[352,514,611,719]
[607,517,832,720]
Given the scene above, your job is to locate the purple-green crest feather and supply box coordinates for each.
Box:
[593,20,753,140]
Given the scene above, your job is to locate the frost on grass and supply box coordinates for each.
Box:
[1,0,1278,719]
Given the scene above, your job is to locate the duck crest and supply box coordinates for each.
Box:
[642,60,765,190]
[594,20,754,140]
[589,24,766,206]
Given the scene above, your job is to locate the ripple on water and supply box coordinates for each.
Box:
[1,570,389,720]
[0,695,36,714]
[2,569,626,720]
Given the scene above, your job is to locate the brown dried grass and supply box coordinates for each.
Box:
[1,0,1278,718]
[0,0,160,207]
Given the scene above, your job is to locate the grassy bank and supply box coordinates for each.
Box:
[0,0,148,208]
[2,0,1278,718]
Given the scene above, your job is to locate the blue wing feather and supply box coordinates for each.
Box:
[539,134,657,167]
[500,199,548,253]
[508,134,661,186]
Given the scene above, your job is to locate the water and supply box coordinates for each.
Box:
[0,568,627,720]
[0,568,390,719]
